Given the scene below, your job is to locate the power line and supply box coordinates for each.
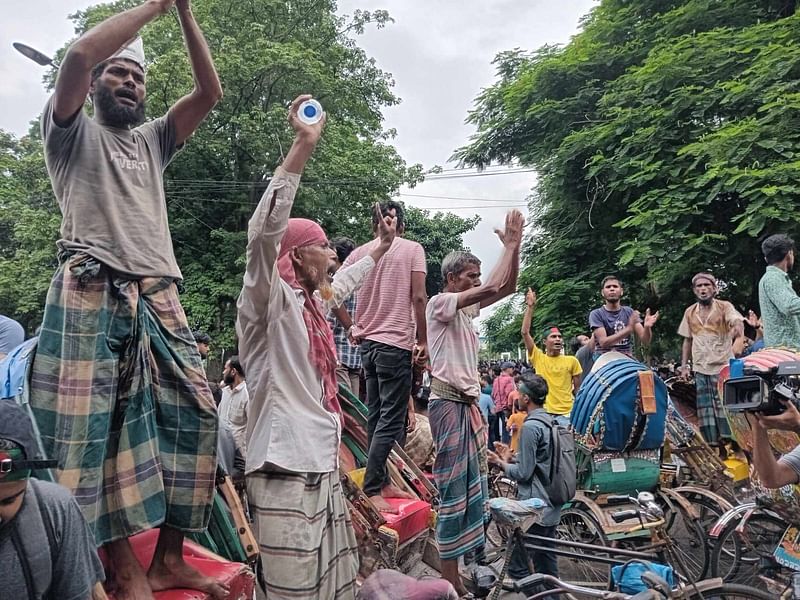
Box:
[397,192,529,203]
[163,167,536,189]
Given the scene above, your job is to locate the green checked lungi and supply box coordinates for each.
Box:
[696,372,731,445]
[30,252,218,546]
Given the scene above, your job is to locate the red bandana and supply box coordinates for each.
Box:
[276,219,340,416]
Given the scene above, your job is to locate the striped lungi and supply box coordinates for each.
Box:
[695,372,731,444]
[429,397,488,561]
[30,253,218,545]
[247,469,358,600]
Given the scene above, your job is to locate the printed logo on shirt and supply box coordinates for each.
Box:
[110,151,148,171]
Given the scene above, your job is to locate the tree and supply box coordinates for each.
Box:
[0,0,478,368]
[456,0,800,359]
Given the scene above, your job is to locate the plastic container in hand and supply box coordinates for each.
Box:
[297,99,323,125]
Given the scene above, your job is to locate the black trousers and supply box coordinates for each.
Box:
[509,523,559,581]
[361,340,412,497]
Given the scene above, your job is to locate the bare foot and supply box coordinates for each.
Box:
[148,557,229,599]
[112,573,155,600]
[381,484,415,500]
[369,493,399,514]
[105,539,155,600]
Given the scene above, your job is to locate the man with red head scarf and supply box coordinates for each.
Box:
[236,95,397,600]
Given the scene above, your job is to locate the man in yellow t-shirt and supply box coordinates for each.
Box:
[521,289,582,425]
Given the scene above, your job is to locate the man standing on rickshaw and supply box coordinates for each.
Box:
[30,1,224,597]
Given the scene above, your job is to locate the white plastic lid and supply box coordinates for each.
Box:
[297,99,323,125]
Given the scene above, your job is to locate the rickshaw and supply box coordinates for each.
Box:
[707,348,800,593]
[337,386,440,577]
[562,352,725,586]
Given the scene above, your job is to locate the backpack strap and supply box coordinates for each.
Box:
[530,414,557,483]
[30,479,58,599]
[10,520,37,600]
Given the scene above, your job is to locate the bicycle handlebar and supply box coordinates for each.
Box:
[512,573,666,599]
[611,509,640,523]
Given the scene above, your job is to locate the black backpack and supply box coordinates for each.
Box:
[532,415,577,506]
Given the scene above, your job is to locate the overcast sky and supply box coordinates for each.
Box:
[1,0,596,322]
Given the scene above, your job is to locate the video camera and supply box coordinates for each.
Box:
[723,361,800,416]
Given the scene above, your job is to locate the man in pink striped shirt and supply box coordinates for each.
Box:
[492,362,516,444]
[339,201,428,512]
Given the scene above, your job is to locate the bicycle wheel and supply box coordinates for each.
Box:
[682,582,774,600]
[556,506,610,588]
[660,501,709,582]
[709,511,786,586]
[485,512,508,549]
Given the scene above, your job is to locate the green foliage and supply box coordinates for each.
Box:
[0,0,478,362]
[456,0,800,359]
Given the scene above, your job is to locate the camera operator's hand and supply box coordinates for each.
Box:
[754,400,800,434]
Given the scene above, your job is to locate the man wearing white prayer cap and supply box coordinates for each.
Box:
[31,0,224,598]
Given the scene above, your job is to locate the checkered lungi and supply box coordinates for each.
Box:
[695,372,731,444]
[247,469,358,600]
[30,253,218,545]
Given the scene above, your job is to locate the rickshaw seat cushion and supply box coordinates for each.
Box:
[102,529,255,599]
[380,498,432,544]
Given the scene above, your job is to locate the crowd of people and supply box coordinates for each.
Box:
[3,2,800,600]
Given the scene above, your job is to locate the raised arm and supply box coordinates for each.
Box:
[327,205,397,309]
[452,210,525,311]
[477,211,524,309]
[168,0,223,145]
[236,96,324,324]
[520,288,537,355]
[53,0,174,125]
[633,308,659,346]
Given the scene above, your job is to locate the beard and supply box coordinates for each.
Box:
[93,83,146,128]
[223,372,235,386]
[698,296,713,306]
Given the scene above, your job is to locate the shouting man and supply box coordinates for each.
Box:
[678,273,744,445]
[31,1,224,597]
[521,289,582,425]
[236,96,398,599]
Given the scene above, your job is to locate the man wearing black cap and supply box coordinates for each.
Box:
[678,272,744,445]
[0,401,106,599]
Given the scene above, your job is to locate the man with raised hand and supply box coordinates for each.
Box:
[236,96,398,600]
[31,1,224,597]
[521,289,582,425]
[339,200,429,513]
[426,211,523,595]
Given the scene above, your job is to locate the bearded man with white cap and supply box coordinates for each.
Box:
[30,1,224,598]
[678,272,745,445]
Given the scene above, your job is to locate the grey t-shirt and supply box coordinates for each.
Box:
[779,445,800,482]
[0,479,104,600]
[41,97,181,279]
[0,315,24,354]
[589,306,635,355]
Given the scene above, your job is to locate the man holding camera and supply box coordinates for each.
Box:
[748,401,800,488]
